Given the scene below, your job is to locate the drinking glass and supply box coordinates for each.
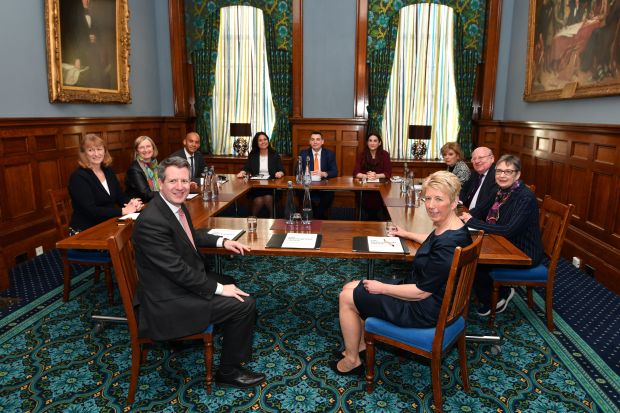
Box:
[385,221,396,236]
[247,216,257,233]
[292,212,302,229]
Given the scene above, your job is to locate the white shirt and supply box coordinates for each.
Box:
[259,154,269,176]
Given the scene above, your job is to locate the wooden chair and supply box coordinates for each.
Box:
[48,188,114,304]
[489,195,573,330]
[364,233,484,413]
[106,221,214,405]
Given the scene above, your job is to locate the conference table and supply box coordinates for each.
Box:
[56,174,531,297]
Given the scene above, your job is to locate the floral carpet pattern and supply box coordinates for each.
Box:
[1,255,618,412]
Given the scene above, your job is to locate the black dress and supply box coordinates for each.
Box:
[353,226,472,328]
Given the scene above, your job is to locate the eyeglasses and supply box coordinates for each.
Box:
[495,169,517,176]
[471,154,492,162]
[165,179,191,185]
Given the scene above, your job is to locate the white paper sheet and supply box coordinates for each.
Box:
[207,228,244,239]
[367,236,404,253]
[250,173,270,180]
[186,193,199,199]
[367,178,380,183]
[281,233,318,249]
[119,213,140,220]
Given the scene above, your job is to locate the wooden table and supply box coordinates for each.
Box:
[56,174,531,297]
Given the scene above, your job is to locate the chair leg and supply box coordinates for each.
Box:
[103,264,114,304]
[94,265,101,283]
[527,287,534,308]
[489,284,500,327]
[62,252,71,302]
[127,343,142,405]
[365,336,375,393]
[457,335,470,392]
[430,356,444,413]
[203,335,213,394]
[545,287,555,331]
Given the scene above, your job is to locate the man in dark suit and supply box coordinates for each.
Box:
[132,156,265,388]
[459,146,498,214]
[298,131,338,219]
[170,132,206,192]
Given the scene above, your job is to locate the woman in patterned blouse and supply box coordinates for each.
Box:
[441,142,470,185]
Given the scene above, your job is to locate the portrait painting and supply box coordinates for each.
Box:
[45,0,131,103]
[524,0,620,101]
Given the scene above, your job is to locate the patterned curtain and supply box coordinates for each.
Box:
[264,16,292,155]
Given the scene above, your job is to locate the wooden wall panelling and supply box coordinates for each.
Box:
[477,120,620,294]
[0,117,188,268]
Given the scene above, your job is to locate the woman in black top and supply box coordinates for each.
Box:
[125,135,160,202]
[331,171,472,375]
[68,134,142,232]
[236,132,285,216]
[460,154,543,315]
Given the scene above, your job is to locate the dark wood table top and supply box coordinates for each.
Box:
[57,174,532,266]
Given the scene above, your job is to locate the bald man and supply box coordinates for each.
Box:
[459,146,498,212]
[170,132,206,192]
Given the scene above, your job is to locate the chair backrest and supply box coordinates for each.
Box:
[539,195,574,277]
[106,221,140,338]
[433,231,484,353]
[48,188,72,239]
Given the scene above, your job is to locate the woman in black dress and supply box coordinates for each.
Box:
[68,134,142,233]
[331,171,472,375]
[236,132,285,216]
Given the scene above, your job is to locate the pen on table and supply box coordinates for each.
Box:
[383,239,395,247]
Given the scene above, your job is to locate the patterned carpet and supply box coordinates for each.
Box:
[1,254,619,412]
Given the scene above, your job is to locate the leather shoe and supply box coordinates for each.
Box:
[329,359,365,376]
[331,348,366,360]
[215,366,266,388]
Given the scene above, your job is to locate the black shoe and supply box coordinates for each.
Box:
[331,348,366,360]
[329,359,365,376]
[215,367,266,388]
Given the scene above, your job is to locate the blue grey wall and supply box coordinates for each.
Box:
[494,0,620,124]
[0,0,173,118]
[303,0,356,118]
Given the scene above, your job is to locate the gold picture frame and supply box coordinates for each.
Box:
[524,0,620,102]
[45,0,131,103]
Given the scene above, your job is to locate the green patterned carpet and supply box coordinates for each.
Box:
[1,256,618,412]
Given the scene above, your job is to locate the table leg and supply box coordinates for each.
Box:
[358,191,363,220]
[367,259,374,279]
[62,250,71,302]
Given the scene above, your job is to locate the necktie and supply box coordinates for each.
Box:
[189,155,194,177]
[466,174,484,205]
[178,208,196,249]
[313,153,319,171]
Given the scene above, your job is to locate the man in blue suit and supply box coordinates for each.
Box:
[299,131,338,219]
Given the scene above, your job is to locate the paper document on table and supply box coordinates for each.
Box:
[281,233,318,249]
[207,228,245,241]
[186,193,199,199]
[119,213,140,220]
[367,178,380,183]
[367,236,404,253]
[250,173,270,180]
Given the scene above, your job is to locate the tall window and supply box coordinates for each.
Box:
[211,6,276,155]
[382,4,459,160]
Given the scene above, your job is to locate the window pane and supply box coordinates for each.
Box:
[382,4,459,160]
[211,6,276,155]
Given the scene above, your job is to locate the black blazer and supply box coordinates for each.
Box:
[68,166,130,231]
[125,160,158,202]
[242,150,285,178]
[132,193,222,341]
[299,147,338,178]
[169,148,206,183]
[459,164,499,211]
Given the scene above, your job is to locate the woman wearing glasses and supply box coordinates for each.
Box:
[459,154,543,316]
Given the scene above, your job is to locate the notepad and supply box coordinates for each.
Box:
[250,174,270,180]
[367,178,381,183]
[352,236,408,254]
[186,193,199,200]
[266,233,322,249]
[207,228,245,241]
[119,213,140,220]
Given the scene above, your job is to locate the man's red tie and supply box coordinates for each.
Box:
[178,208,196,249]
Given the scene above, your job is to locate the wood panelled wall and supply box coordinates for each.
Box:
[478,120,620,294]
[0,117,189,268]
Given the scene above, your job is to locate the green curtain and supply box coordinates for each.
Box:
[453,29,479,158]
[263,16,292,155]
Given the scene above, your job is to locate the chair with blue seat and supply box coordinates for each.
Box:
[364,233,484,413]
[48,188,114,304]
[489,195,573,331]
[106,221,214,404]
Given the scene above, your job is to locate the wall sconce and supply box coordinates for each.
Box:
[230,123,252,157]
[408,125,432,159]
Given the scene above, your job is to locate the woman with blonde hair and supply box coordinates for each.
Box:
[441,141,470,184]
[68,134,142,233]
[331,171,472,375]
[125,135,160,202]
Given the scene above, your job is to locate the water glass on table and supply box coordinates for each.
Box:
[247,216,257,233]
[385,221,396,236]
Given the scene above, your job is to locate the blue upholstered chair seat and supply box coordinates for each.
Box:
[204,325,214,334]
[67,249,111,263]
[365,316,465,352]
[490,264,548,283]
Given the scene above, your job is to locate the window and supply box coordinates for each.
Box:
[210,6,276,155]
[381,4,459,160]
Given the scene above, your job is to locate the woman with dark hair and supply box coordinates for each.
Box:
[125,135,160,202]
[236,132,285,217]
[68,134,142,233]
[353,133,392,220]
[460,154,543,315]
